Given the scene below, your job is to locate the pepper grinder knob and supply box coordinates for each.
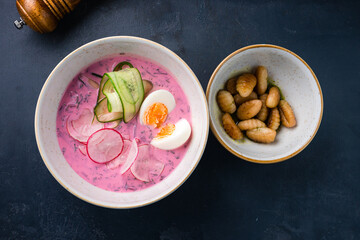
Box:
[14,17,26,29]
[14,0,81,33]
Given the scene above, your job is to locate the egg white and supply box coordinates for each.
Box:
[150,119,191,150]
[139,90,176,125]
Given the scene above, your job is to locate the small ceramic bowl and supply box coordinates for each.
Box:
[35,36,209,208]
[206,44,323,163]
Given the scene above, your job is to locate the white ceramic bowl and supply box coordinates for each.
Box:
[206,44,323,163]
[35,36,209,208]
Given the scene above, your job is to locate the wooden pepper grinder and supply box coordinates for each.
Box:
[14,0,81,33]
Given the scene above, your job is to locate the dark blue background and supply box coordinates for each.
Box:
[1,0,360,239]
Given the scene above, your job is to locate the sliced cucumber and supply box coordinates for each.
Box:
[105,119,121,129]
[102,80,122,112]
[94,98,123,123]
[129,68,145,115]
[113,61,134,71]
[114,61,152,95]
[116,69,140,103]
[106,72,135,123]
[97,74,109,102]
[105,68,144,123]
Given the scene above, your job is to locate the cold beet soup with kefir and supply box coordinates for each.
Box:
[56,54,192,192]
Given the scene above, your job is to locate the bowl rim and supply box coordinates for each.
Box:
[206,44,323,164]
[34,36,209,208]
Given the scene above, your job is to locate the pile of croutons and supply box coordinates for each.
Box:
[217,66,296,143]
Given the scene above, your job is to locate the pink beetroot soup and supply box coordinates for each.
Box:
[56,54,191,192]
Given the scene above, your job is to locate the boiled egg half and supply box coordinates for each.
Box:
[139,90,176,128]
[150,118,191,150]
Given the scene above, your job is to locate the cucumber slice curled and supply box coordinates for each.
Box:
[94,66,146,124]
[106,72,135,123]
[131,68,145,115]
[113,61,134,71]
[97,74,109,103]
[94,98,123,123]
[105,68,144,123]
[102,80,123,112]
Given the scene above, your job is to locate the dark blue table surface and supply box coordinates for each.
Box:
[1,0,360,239]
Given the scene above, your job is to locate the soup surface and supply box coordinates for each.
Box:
[56,54,191,192]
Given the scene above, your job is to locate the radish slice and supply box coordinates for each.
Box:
[78,144,87,156]
[148,160,165,181]
[130,145,165,182]
[86,128,124,164]
[66,108,103,143]
[106,140,131,169]
[119,139,139,174]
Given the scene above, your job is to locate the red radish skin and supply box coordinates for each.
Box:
[106,140,132,170]
[86,128,124,164]
[119,138,139,174]
[66,108,103,143]
[78,144,87,156]
[130,144,165,182]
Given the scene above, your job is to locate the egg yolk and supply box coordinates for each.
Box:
[143,102,168,128]
[155,123,175,139]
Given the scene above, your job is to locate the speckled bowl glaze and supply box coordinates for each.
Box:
[35,36,209,208]
[206,44,323,163]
